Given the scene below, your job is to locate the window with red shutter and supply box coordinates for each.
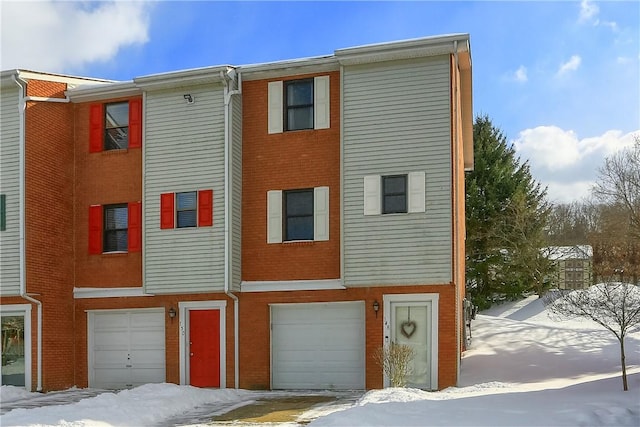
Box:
[198,189,213,227]
[88,205,103,254]
[160,193,175,229]
[128,201,142,252]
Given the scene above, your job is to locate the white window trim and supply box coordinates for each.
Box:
[178,300,227,388]
[0,304,32,390]
[364,172,426,216]
[267,76,330,134]
[267,186,329,243]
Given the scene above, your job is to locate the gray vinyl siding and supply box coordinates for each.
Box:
[230,96,242,291]
[0,88,21,295]
[144,84,226,294]
[342,56,453,286]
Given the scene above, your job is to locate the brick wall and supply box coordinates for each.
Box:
[242,71,341,281]
[73,98,142,287]
[23,80,75,391]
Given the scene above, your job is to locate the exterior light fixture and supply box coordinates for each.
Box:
[373,300,380,318]
[168,307,177,319]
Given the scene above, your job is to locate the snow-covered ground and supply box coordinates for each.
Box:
[1,295,639,426]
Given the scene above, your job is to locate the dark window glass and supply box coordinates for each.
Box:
[284,189,313,240]
[177,192,197,228]
[382,175,407,214]
[104,204,128,252]
[285,80,313,131]
[104,102,129,150]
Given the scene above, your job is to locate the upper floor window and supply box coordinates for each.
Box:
[267,187,329,244]
[160,190,213,230]
[105,102,129,150]
[104,204,128,252]
[382,175,408,214]
[284,189,314,240]
[89,98,142,153]
[285,79,314,131]
[364,172,425,216]
[268,76,330,134]
[88,202,141,254]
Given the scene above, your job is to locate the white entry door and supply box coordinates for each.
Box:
[271,302,365,390]
[88,309,165,389]
[384,294,439,390]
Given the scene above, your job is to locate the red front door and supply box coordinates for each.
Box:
[189,309,220,387]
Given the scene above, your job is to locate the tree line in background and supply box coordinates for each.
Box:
[465,115,639,309]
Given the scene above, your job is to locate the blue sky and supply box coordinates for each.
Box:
[2,0,638,203]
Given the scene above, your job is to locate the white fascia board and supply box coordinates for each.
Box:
[1,69,113,89]
[67,81,141,102]
[134,65,231,90]
[74,287,153,299]
[241,279,345,292]
[335,33,470,66]
[240,56,339,81]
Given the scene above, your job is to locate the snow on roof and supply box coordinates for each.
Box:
[544,245,593,261]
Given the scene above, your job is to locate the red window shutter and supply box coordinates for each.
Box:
[160,193,175,229]
[128,201,142,252]
[89,103,103,153]
[198,189,213,227]
[129,98,142,149]
[88,205,103,254]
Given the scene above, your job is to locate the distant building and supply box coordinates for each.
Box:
[545,245,593,290]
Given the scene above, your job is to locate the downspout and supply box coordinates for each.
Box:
[12,73,43,392]
[452,40,462,386]
[221,68,242,389]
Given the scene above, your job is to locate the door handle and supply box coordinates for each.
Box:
[190,353,194,356]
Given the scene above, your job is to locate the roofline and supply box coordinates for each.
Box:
[1,69,113,90]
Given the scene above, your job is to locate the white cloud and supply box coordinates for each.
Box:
[1,1,152,73]
[512,127,638,203]
[556,55,582,77]
[578,0,599,23]
[513,65,528,82]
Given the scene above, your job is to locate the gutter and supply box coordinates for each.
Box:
[12,73,43,392]
[221,67,241,389]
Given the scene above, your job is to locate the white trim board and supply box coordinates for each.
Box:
[241,279,345,293]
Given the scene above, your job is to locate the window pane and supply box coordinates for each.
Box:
[286,81,312,106]
[104,230,128,252]
[286,217,314,241]
[105,103,129,128]
[1,315,25,386]
[105,128,129,150]
[105,206,128,230]
[384,176,407,194]
[287,107,313,131]
[177,210,197,228]
[384,195,407,214]
[286,191,313,216]
[177,192,197,210]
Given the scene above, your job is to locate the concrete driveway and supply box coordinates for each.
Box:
[163,390,362,426]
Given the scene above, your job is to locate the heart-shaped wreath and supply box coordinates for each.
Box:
[400,320,417,338]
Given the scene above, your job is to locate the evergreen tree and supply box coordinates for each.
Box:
[466,116,552,308]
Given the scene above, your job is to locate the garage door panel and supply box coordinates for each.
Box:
[89,310,165,390]
[272,302,365,390]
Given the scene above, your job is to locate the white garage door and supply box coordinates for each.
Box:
[88,309,165,389]
[271,302,365,390]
